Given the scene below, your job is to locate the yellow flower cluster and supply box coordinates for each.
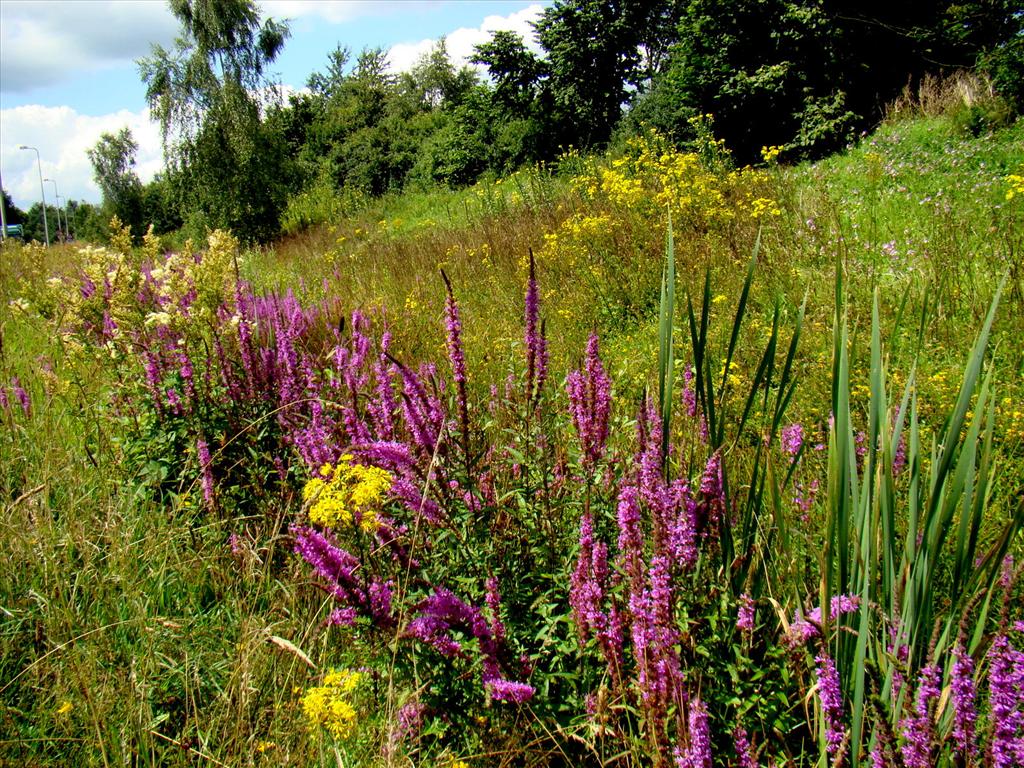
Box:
[303,456,391,532]
[537,213,615,270]
[1007,168,1024,201]
[761,145,783,164]
[998,397,1024,442]
[750,197,782,219]
[300,668,362,739]
[569,130,781,226]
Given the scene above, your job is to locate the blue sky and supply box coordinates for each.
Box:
[1,1,547,209]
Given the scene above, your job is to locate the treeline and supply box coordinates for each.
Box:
[75,0,1024,244]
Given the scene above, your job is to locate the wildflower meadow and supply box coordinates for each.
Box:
[2,108,1024,767]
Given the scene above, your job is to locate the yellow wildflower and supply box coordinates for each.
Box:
[304,457,391,532]
[56,700,73,715]
[1007,170,1024,201]
[300,668,362,739]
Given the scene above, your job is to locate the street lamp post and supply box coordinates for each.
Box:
[18,145,50,246]
[56,196,68,241]
[44,179,63,241]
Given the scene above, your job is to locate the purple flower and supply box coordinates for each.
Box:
[442,273,470,452]
[566,333,613,470]
[733,727,757,768]
[368,578,394,627]
[788,594,860,644]
[988,634,1024,768]
[892,433,907,475]
[10,376,30,417]
[616,486,644,589]
[951,643,978,762]
[486,678,535,703]
[293,525,367,610]
[524,251,547,406]
[328,607,357,626]
[737,593,755,633]
[675,697,712,768]
[570,512,606,641]
[815,652,845,754]
[407,588,485,658]
[781,422,804,456]
[197,438,214,508]
[389,700,426,749]
[899,664,940,768]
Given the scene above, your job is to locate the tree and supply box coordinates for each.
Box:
[88,127,144,235]
[533,0,684,149]
[2,189,25,226]
[139,0,291,241]
[472,30,545,117]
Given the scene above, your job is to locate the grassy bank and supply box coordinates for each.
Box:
[1,113,1023,767]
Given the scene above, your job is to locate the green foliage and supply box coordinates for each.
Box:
[139,0,292,242]
[88,127,145,237]
[981,35,1024,110]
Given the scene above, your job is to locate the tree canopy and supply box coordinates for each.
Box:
[113,0,1022,243]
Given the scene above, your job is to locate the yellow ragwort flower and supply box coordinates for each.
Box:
[304,457,391,532]
[300,669,363,740]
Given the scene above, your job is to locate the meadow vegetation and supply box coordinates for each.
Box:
[2,100,1024,768]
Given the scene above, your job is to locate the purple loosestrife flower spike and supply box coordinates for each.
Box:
[737,593,755,633]
[566,333,612,471]
[524,249,547,407]
[293,526,367,610]
[616,486,644,591]
[733,727,757,768]
[951,643,978,762]
[10,376,30,417]
[441,271,471,461]
[197,438,214,509]
[676,697,712,768]
[815,652,845,755]
[988,633,1024,768]
[486,679,535,703]
[485,576,506,645]
[369,332,398,439]
[899,664,940,768]
[570,512,602,640]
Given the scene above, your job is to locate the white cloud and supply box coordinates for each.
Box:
[0,1,179,94]
[1,105,163,209]
[260,0,387,24]
[387,4,544,75]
